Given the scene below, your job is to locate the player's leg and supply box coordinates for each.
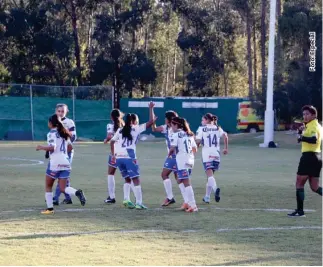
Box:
[58,170,86,206]
[161,157,176,206]
[105,155,117,203]
[118,159,135,208]
[308,153,322,196]
[61,151,74,204]
[289,153,311,217]
[180,170,197,212]
[42,175,56,215]
[177,174,189,210]
[203,161,220,203]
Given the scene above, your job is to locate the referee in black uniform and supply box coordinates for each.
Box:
[288,105,322,217]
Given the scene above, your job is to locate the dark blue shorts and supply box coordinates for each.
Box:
[108,154,117,168]
[203,161,220,172]
[46,163,70,179]
[177,169,192,180]
[116,158,140,179]
[163,157,177,172]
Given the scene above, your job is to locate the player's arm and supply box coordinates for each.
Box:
[191,138,198,154]
[298,125,318,144]
[149,101,164,132]
[195,127,203,147]
[168,134,178,156]
[69,120,77,143]
[110,129,120,156]
[219,127,228,154]
[104,124,114,144]
[37,133,56,152]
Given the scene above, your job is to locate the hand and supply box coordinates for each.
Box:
[36,145,42,151]
[149,101,155,109]
[111,156,116,164]
[104,138,108,144]
[223,149,228,155]
[298,124,305,134]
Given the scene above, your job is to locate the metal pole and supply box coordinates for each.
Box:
[72,86,76,122]
[260,0,276,148]
[29,85,34,141]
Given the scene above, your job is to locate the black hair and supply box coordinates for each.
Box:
[165,110,178,124]
[172,117,194,136]
[48,114,71,140]
[130,113,138,124]
[121,113,133,141]
[111,109,124,132]
[203,113,218,124]
[302,105,317,117]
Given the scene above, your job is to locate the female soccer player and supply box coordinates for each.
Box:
[149,102,179,206]
[168,117,198,212]
[53,103,77,206]
[195,113,228,204]
[37,114,86,214]
[110,112,157,210]
[288,105,322,217]
[104,109,125,204]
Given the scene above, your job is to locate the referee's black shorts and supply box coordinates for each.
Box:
[297,152,322,177]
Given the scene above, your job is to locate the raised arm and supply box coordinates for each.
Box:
[149,101,164,133]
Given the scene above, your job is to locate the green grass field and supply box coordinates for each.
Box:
[0,132,322,266]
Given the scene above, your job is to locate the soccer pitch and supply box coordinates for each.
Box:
[0,133,321,266]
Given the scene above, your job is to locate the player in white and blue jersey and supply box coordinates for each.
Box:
[195,113,228,204]
[110,112,157,210]
[149,102,179,206]
[168,117,198,212]
[53,104,77,205]
[36,114,86,215]
[103,109,125,204]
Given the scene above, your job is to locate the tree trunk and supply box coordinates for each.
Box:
[253,20,258,91]
[246,8,253,99]
[172,46,177,94]
[71,0,81,85]
[260,0,267,96]
[87,8,94,67]
[223,64,228,97]
[165,30,170,96]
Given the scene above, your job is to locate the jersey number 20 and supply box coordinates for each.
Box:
[122,138,133,147]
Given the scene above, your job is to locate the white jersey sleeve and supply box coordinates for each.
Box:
[111,128,121,142]
[170,132,178,148]
[160,124,167,134]
[47,131,57,149]
[195,126,203,141]
[190,136,197,149]
[107,123,114,135]
[138,123,146,134]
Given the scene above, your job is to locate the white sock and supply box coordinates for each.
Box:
[65,186,77,196]
[185,185,196,208]
[163,179,174,199]
[123,183,131,201]
[208,176,217,192]
[205,182,212,198]
[107,175,115,199]
[45,192,53,209]
[134,185,143,205]
[179,183,188,203]
[130,181,136,195]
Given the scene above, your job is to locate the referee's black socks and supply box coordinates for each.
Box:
[296,188,305,211]
[315,187,322,196]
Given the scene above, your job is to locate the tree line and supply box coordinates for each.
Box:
[0,0,321,120]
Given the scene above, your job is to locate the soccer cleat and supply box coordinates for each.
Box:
[180,203,189,211]
[123,200,136,209]
[75,189,86,206]
[53,200,59,206]
[203,196,210,204]
[185,206,198,213]
[161,198,176,206]
[288,210,306,217]
[215,188,221,202]
[104,197,116,204]
[41,209,54,215]
[61,199,73,205]
[135,204,148,210]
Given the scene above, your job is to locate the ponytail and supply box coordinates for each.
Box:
[204,113,218,125]
[121,113,133,141]
[111,109,124,132]
[172,117,194,136]
[182,118,194,136]
[48,114,71,140]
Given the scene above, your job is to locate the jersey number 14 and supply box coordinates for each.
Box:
[207,134,218,147]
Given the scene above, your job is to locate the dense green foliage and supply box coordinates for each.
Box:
[0,0,321,119]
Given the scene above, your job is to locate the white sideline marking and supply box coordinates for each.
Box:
[0,207,316,216]
[0,157,44,167]
[217,226,322,232]
[0,226,320,238]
